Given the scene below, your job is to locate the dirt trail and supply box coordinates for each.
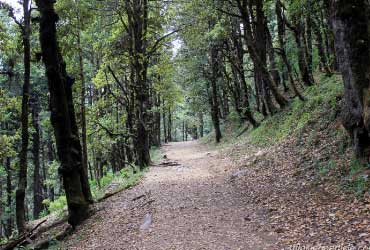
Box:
[62,141,277,250]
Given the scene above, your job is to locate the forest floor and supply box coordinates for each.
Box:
[61,139,370,250]
[61,141,277,250]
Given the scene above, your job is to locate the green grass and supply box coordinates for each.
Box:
[248,74,343,146]
[43,167,144,215]
[90,168,144,201]
[345,159,370,196]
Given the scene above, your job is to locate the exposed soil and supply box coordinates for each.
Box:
[61,141,277,250]
[61,139,370,250]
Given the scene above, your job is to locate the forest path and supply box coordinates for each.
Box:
[62,141,276,250]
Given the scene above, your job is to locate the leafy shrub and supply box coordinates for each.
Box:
[44,196,67,214]
[100,173,114,187]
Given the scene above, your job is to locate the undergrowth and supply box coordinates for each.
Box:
[249,74,343,146]
[42,148,163,215]
[204,73,369,196]
[43,167,144,216]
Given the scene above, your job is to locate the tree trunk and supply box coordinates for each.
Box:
[0,174,3,237]
[47,133,55,202]
[36,0,91,228]
[276,1,305,101]
[168,107,172,142]
[76,2,93,203]
[199,113,204,138]
[162,100,167,143]
[237,0,288,111]
[16,0,31,233]
[185,122,188,141]
[209,45,222,143]
[126,0,151,169]
[332,0,370,162]
[5,157,13,237]
[323,0,338,71]
[305,10,313,77]
[182,120,185,141]
[280,0,315,87]
[312,17,332,75]
[31,95,43,219]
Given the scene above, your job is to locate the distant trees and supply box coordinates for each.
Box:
[176,0,345,143]
[0,0,190,236]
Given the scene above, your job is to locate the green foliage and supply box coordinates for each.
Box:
[316,160,337,176]
[249,74,343,146]
[90,168,144,201]
[100,172,114,188]
[44,196,67,215]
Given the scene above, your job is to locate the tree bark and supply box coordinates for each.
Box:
[276,0,305,100]
[5,157,13,237]
[168,107,172,142]
[76,5,93,203]
[236,0,288,111]
[312,16,332,75]
[199,113,204,138]
[36,0,91,228]
[31,95,43,219]
[209,45,223,143]
[162,99,167,143]
[16,0,31,233]
[332,0,370,162]
[125,0,151,169]
[280,0,315,86]
[47,135,55,202]
[304,9,313,77]
[0,174,3,237]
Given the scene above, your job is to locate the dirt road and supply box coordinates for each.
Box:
[62,141,276,250]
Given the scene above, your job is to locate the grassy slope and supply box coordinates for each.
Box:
[204,73,369,196]
[202,74,370,246]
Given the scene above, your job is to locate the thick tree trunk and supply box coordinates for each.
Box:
[126,0,151,169]
[31,95,43,219]
[16,0,31,233]
[332,0,370,162]
[36,0,91,228]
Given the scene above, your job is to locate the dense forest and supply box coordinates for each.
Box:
[0,0,369,249]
